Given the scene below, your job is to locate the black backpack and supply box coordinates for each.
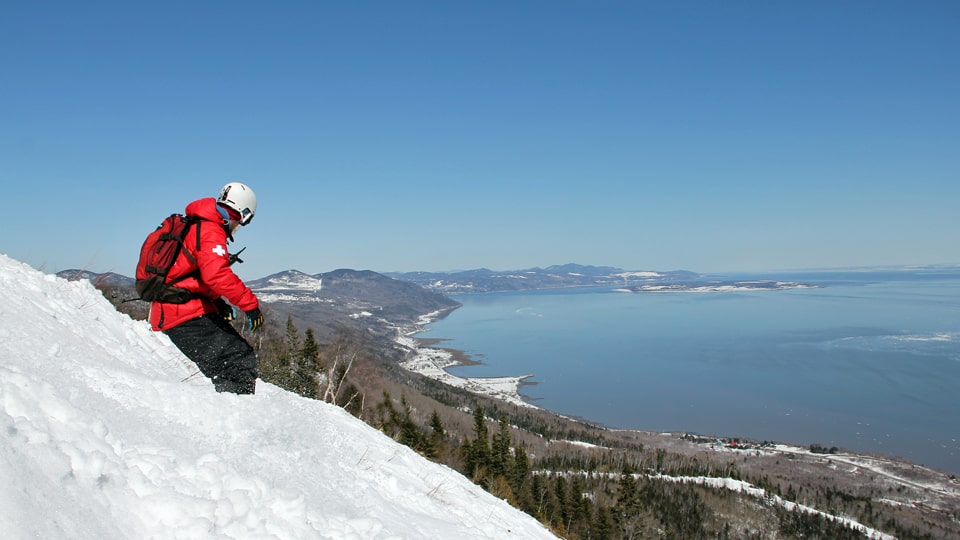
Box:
[135,214,202,303]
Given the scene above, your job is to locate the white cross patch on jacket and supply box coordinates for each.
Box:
[212,245,226,257]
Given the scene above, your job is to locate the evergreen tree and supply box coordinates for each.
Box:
[375,390,406,442]
[614,463,644,539]
[512,443,536,515]
[530,473,552,522]
[554,475,571,532]
[570,476,592,538]
[491,413,513,478]
[540,475,564,535]
[593,504,615,540]
[466,404,490,484]
[397,394,427,452]
[258,316,297,391]
[426,410,445,459]
[512,440,530,495]
[285,315,300,355]
[301,328,320,371]
[292,327,321,398]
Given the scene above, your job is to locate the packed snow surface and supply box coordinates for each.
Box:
[0,254,556,539]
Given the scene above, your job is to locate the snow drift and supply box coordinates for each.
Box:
[0,254,556,539]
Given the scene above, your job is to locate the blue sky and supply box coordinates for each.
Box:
[2,1,958,280]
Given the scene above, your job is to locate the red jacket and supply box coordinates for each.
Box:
[149,198,260,331]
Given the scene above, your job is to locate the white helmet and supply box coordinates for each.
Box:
[217,182,257,226]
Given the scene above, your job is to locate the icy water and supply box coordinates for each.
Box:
[421,271,960,474]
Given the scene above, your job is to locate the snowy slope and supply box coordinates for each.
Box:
[0,254,556,540]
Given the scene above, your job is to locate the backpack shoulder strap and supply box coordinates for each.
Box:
[194,218,202,251]
[166,217,202,289]
[176,215,202,265]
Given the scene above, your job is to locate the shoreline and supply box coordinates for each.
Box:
[395,311,538,409]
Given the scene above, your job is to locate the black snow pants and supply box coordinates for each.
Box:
[164,314,258,394]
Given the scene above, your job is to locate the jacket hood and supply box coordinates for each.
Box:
[185,198,225,224]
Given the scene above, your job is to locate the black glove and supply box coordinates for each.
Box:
[214,298,235,321]
[245,308,263,332]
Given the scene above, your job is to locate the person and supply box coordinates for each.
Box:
[148,182,264,394]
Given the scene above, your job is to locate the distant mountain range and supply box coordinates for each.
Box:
[385,263,702,293]
[56,263,820,346]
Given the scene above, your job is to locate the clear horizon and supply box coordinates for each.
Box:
[53,259,960,283]
[3,2,958,280]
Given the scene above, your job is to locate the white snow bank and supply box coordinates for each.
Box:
[0,253,556,539]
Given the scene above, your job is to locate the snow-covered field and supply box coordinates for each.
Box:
[0,254,557,539]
